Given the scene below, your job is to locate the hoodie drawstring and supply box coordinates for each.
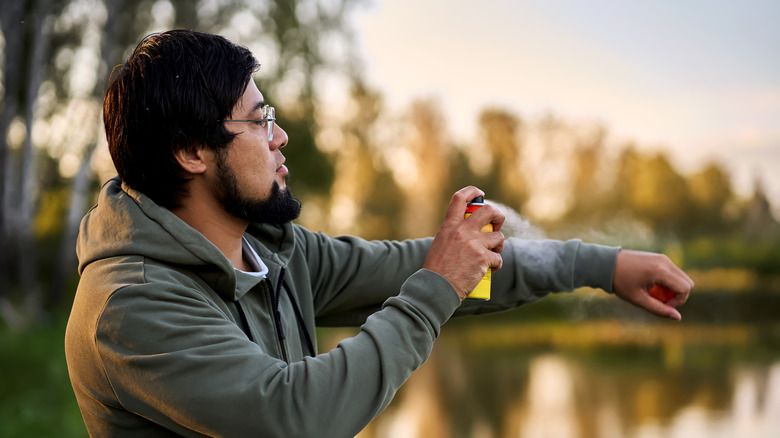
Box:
[270,267,316,357]
[235,301,255,343]
[272,270,286,342]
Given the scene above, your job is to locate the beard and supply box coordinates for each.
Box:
[214,154,302,224]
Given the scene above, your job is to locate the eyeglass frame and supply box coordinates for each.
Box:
[221,105,276,141]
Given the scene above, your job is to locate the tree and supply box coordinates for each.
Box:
[0,0,69,326]
[563,125,609,223]
[684,161,735,235]
[397,98,452,237]
[741,176,778,241]
[326,79,412,240]
[612,148,689,235]
[52,0,148,307]
[476,108,527,212]
[0,0,27,319]
[0,0,370,328]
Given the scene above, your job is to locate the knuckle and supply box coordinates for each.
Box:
[494,253,504,269]
[655,253,672,265]
[649,256,669,274]
[453,188,470,201]
[452,226,469,241]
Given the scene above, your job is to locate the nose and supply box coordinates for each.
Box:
[271,123,288,150]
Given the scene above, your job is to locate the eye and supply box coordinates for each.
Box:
[253,118,267,127]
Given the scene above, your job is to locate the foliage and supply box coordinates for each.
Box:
[0,318,87,437]
[683,234,780,274]
[1,0,778,319]
[0,0,362,327]
[1,3,778,437]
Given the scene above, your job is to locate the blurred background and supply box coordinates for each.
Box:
[1,0,779,437]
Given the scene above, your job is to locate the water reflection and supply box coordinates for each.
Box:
[331,314,780,438]
[361,347,780,438]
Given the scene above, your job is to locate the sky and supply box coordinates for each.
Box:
[349,0,780,212]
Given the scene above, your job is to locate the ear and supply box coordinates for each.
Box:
[173,146,209,175]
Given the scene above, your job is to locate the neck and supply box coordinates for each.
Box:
[171,193,250,271]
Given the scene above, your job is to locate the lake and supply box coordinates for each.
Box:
[320,289,780,438]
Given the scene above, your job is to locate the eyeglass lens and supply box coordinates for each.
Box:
[266,106,275,142]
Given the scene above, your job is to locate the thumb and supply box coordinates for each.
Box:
[635,292,682,321]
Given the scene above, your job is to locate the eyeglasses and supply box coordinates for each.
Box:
[221,105,276,141]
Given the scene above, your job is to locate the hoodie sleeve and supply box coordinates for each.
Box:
[297,227,620,322]
[457,238,620,315]
[295,228,436,326]
[74,233,619,437]
[87,265,460,438]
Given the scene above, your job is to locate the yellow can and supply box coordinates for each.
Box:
[465,196,491,300]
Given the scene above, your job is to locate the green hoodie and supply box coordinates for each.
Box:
[65,177,619,437]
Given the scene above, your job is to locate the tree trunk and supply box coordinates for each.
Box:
[52,0,130,306]
[0,0,28,308]
[18,0,54,320]
[0,0,52,327]
[51,135,97,307]
[12,0,50,321]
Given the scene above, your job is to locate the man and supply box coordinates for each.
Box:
[65,30,693,437]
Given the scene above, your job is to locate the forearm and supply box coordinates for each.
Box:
[456,238,620,315]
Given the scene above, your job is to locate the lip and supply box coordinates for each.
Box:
[276,163,288,175]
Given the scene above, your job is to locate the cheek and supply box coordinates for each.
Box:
[242,155,277,193]
[233,141,271,172]
[230,138,276,188]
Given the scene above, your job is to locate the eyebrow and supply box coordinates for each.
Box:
[247,100,266,117]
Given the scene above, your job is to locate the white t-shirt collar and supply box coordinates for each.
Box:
[237,237,269,278]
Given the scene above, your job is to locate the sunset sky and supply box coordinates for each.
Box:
[350,0,780,212]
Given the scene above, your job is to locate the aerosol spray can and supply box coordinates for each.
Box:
[465,196,491,300]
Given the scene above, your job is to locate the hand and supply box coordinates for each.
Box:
[423,186,506,300]
[612,250,695,321]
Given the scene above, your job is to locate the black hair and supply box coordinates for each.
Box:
[103,30,260,208]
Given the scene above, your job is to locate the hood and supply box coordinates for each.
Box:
[77,177,296,299]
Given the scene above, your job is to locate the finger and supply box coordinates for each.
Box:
[679,268,696,291]
[444,186,485,222]
[485,202,506,232]
[641,255,693,306]
[656,270,694,307]
[465,203,505,232]
[482,230,505,254]
[665,294,687,308]
[489,250,503,271]
[487,204,505,232]
[665,263,694,288]
[635,292,682,321]
[666,307,682,321]
[663,282,693,307]
[649,286,686,308]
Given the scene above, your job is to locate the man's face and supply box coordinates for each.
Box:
[214,80,301,224]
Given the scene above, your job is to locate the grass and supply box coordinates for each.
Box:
[0,316,87,437]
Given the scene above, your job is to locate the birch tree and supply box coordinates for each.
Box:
[0,0,62,326]
[0,0,370,327]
